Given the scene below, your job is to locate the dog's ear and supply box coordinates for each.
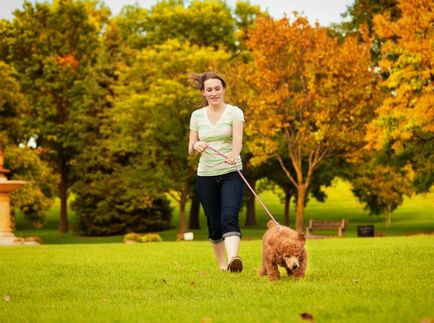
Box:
[297,232,305,243]
[266,220,276,229]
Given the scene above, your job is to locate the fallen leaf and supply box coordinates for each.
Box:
[300,312,314,321]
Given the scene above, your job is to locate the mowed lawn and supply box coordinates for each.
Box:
[2,179,433,322]
[0,236,433,323]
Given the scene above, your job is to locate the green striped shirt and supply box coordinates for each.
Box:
[190,104,245,176]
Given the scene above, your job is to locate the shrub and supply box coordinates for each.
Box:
[72,173,173,236]
[123,232,142,242]
[140,233,162,242]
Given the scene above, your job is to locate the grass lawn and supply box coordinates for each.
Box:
[1,179,433,322]
[0,236,433,323]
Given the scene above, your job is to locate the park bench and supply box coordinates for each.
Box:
[306,219,348,237]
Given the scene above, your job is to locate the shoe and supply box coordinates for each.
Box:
[227,256,243,273]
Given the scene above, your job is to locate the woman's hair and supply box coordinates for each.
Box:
[189,72,227,91]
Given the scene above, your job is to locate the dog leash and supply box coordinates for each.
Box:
[207,145,281,230]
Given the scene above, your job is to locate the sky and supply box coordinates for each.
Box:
[1,0,354,26]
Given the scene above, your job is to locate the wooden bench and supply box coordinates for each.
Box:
[306,219,348,237]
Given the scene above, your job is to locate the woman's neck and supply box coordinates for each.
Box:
[207,102,226,111]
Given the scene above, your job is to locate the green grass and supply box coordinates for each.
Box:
[0,236,433,322]
[13,179,434,243]
[2,179,433,322]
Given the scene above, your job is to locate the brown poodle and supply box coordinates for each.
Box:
[259,220,307,281]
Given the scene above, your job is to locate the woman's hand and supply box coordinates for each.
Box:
[224,152,237,165]
[193,141,208,153]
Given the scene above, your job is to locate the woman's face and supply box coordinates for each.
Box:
[202,78,225,106]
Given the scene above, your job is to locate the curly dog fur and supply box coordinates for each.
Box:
[259,220,307,281]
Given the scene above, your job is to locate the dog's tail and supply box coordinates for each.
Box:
[266,220,277,229]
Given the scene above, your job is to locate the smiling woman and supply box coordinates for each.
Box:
[188,72,246,273]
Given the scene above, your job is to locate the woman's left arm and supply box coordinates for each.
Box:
[226,121,244,164]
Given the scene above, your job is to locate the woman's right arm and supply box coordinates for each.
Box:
[189,130,208,155]
[188,130,199,156]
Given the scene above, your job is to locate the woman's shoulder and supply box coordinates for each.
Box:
[226,104,243,113]
[191,106,207,116]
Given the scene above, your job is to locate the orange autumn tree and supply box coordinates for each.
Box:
[241,16,380,232]
[369,0,434,191]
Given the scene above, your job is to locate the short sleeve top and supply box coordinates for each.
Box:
[189,104,244,176]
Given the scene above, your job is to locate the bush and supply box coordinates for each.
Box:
[123,232,142,243]
[72,175,173,236]
[140,233,162,242]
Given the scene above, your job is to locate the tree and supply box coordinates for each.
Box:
[107,39,230,234]
[351,163,413,226]
[238,16,380,232]
[0,61,58,228]
[0,0,110,232]
[115,0,236,50]
[333,0,400,62]
[67,21,172,235]
[367,0,434,192]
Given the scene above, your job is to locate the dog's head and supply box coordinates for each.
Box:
[268,228,306,271]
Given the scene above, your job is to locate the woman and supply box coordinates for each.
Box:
[188,72,245,273]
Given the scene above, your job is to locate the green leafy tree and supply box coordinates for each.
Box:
[0,61,58,228]
[116,0,236,50]
[110,39,230,233]
[70,22,173,235]
[0,0,110,232]
[351,163,413,226]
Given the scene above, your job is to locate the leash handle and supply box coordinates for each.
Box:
[206,145,281,230]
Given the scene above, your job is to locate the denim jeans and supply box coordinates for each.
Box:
[196,171,244,243]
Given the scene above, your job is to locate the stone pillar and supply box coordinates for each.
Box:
[0,192,16,244]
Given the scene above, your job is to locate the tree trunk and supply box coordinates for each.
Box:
[385,211,392,227]
[245,179,257,227]
[295,184,306,232]
[59,160,69,233]
[283,190,291,227]
[188,192,200,230]
[179,187,188,234]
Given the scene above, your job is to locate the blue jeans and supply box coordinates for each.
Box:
[196,171,244,243]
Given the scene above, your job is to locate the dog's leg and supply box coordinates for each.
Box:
[259,264,267,276]
[293,250,308,278]
[285,266,293,277]
[266,262,280,281]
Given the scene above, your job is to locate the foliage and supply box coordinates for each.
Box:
[116,0,236,50]
[73,185,173,236]
[124,232,162,243]
[0,0,110,232]
[0,60,57,228]
[140,233,163,242]
[70,22,173,236]
[0,61,27,146]
[367,0,434,192]
[108,39,230,233]
[6,146,59,228]
[235,15,380,231]
[351,163,414,226]
[333,0,400,62]
[123,232,142,242]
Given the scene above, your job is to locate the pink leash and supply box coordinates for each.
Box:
[207,145,281,230]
